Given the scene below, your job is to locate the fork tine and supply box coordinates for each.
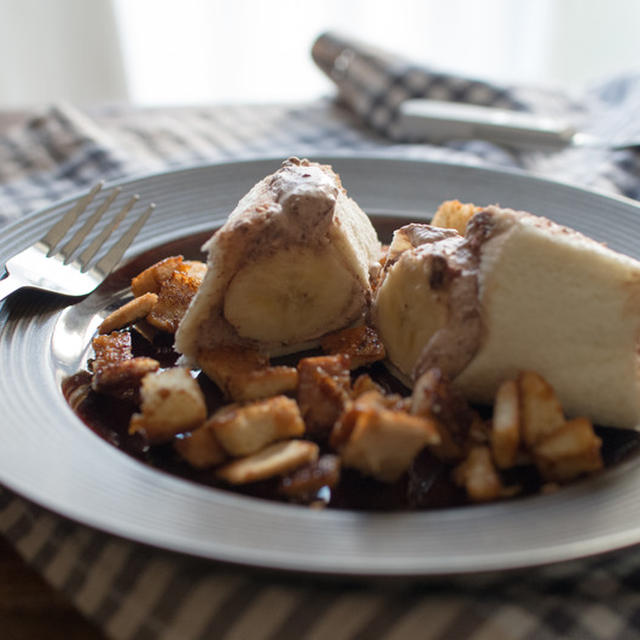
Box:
[42,182,103,254]
[93,203,155,275]
[76,195,139,270]
[59,187,122,263]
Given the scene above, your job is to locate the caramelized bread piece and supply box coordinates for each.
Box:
[131,255,184,296]
[216,440,319,485]
[91,332,159,398]
[129,368,207,443]
[174,426,227,469]
[98,293,158,334]
[146,263,207,333]
[197,345,269,397]
[297,354,352,437]
[431,199,480,235]
[332,391,440,482]
[321,325,386,369]
[208,396,305,456]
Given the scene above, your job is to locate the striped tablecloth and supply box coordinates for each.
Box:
[2,73,640,639]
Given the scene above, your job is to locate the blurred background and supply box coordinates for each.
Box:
[0,0,639,109]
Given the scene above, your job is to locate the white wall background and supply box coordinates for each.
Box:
[0,0,639,108]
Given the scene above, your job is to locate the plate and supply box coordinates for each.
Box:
[2,155,640,578]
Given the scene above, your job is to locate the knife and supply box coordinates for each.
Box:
[396,98,631,151]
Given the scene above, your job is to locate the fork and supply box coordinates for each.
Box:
[0,182,155,302]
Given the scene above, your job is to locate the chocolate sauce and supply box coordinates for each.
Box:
[62,326,640,512]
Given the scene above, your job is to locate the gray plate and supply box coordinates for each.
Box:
[2,155,640,578]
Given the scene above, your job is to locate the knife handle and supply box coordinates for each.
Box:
[398,99,577,150]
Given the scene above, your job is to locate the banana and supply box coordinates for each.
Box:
[374,244,448,381]
[373,224,480,385]
[175,157,381,361]
[223,245,362,344]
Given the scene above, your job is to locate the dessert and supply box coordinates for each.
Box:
[374,204,640,429]
[63,162,634,512]
[175,157,381,362]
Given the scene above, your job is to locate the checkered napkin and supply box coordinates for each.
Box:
[2,65,640,639]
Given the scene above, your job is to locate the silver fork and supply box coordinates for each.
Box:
[0,182,155,302]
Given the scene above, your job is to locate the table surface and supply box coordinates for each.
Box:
[0,538,103,640]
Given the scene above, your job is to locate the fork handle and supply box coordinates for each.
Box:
[0,273,24,302]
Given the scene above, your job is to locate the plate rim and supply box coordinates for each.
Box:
[3,151,640,241]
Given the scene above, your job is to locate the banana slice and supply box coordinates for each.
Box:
[374,241,449,380]
[223,245,360,344]
[175,157,381,361]
[373,224,481,385]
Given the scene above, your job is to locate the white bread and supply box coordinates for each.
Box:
[374,206,640,429]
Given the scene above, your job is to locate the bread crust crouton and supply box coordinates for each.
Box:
[92,357,160,397]
[92,331,132,364]
[297,354,352,437]
[518,371,566,447]
[129,368,207,443]
[91,331,160,398]
[333,392,440,482]
[278,454,341,499]
[197,346,269,395]
[98,293,158,334]
[321,325,386,369]
[226,366,298,402]
[533,417,603,482]
[216,440,319,485]
[491,379,521,469]
[146,263,206,333]
[174,426,227,469]
[131,255,184,297]
[209,395,305,456]
[453,446,504,502]
[431,200,480,236]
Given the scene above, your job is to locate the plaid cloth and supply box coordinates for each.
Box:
[2,59,640,639]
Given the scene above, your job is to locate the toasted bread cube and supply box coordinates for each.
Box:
[129,368,207,443]
[209,395,305,456]
[92,331,132,364]
[519,371,565,447]
[131,255,184,296]
[92,357,160,397]
[98,293,158,334]
[216,440,319,485]
[321,325,386,369]
[297,355,352,437]
[227,366,299,402]
[351,373,385,398]
[278,454,341,499]
[146,263,207,333]
[491,379,521,469]
[181,260,208,280]
[331,390,412,449]
[197,346,268,395]
[533,417,603,482]
[334,398,440,482]
[431,200,480,236]
[91,331,160,398]
[174,427,227,469]
[453,446,504,502]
